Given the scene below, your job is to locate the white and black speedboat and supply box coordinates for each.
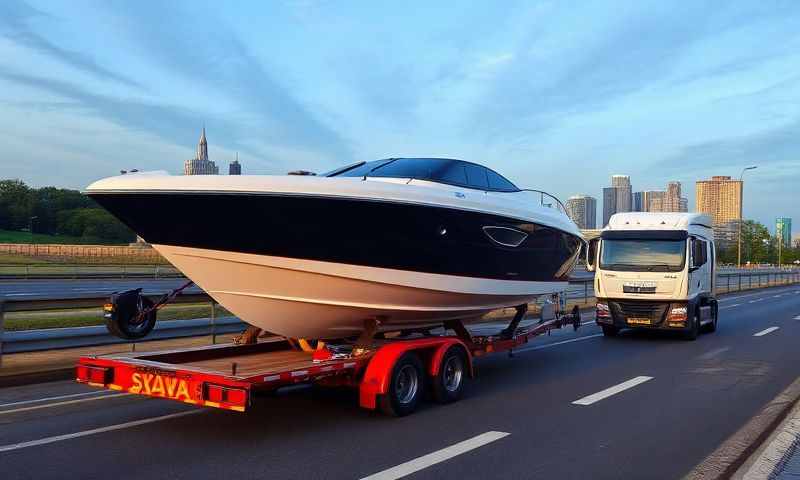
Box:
[86,158,583,339]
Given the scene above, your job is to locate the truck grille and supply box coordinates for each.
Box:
[609,301,669,323]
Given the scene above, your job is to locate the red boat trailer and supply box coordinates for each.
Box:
[77,304,581,416]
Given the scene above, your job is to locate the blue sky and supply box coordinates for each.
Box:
[1,0,799,234]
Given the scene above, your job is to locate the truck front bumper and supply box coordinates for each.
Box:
[595,299,691,331]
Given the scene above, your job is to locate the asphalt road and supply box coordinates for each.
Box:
[1,284,799,479]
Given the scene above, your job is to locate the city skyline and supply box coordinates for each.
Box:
[1,1,798,234]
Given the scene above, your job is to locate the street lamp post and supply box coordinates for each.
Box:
[737,166,757,268]
[29,216,38,253]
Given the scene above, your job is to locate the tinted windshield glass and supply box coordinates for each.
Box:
[600,239,686,272]
[325,158,519,192]
[326,159,394,177]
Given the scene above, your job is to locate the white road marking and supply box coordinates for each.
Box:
[754,327,780,337]
[0,390,112,408]
[773,295,783,298]
[572,376,653,406]
[516,333,603,353]
[719,304,741,310]
[581,320,596,326]
[749,298,764,304]
[0,393,132,415]
[719,288,797,303]
[360,431,510,480]
[0,410,202,453]
[794,315,800,320]
[698,347,731,360]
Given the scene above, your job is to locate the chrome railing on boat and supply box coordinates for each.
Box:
[519,189,568,215]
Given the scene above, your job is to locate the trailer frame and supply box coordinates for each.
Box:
[77,304,581,415]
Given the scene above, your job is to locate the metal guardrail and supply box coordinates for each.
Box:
[3,317,245,354]
[560,271,800,304]
[0,271,798,363]
[0,292,218,365]
[0,264,182,280]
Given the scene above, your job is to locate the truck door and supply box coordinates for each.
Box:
[689,237,710,298]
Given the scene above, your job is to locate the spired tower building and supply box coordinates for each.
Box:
[183,128,219,175]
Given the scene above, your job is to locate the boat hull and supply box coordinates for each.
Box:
[155,245,568,339]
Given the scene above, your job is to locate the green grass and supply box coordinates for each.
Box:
[0,229,104,245]
[4,304,234,331]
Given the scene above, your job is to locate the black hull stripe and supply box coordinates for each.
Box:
[89,193,581,282]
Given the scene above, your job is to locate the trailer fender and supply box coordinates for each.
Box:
[428,341,473,379]
[358,338,468,410]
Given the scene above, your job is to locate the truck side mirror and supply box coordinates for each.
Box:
[586,238,599,272]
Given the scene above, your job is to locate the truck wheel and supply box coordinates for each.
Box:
[684,311,700,341]
[432,346,467,404]
[378,352,424,417]
[601,325,619,337]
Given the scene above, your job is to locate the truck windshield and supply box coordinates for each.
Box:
[600,239,686,272]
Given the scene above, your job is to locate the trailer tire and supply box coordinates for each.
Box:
[431,346,467,404]
[684,311,700,341]
[601,325,619,337]
[378,353,424,417]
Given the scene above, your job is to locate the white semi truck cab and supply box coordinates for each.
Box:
[586,212,718,340]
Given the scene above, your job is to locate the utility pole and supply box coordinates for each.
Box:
[737,166,757,268]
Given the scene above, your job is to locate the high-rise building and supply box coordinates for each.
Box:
[602,187,616,227]
[229,152,242,175]
[656,181,688,212]
[602,175,632,226]
[641,190,664,212]
[776,217,792,248]
[183,127,219,175]
[566,195,597,229]
[632,192,644,212]
[696,175,743,249]
[611,175,632,213]
[695,176,742,225]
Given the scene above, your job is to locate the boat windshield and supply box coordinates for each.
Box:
[600,239,687,272]
[326,158,520,192]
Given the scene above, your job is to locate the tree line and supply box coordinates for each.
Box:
[0,180,134,244]
[717,220,800,266]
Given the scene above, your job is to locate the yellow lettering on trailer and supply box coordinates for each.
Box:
[151,375,165,396]
[129,371,191,401]
[131,372,143,393]
[176,380,190,401]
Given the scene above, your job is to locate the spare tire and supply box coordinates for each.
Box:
[104,289,157,339]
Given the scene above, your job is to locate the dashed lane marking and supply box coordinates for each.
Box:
[572,376,654,406]
[0,410,202,453]
[0,393,132,415]
[0,390,113,408]
[515,333,603,353]
[360,431,510,480]
[754,327,780,337]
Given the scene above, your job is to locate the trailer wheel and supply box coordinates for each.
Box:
[601,325,619,337]
[684,311,700,341]
[378,353,424,417]
[432,346,467,404]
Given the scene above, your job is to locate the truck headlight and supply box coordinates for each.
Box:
[596,302,611,323]
[668,306,687,322]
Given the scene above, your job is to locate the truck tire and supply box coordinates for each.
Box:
[601,325,619,337]
[378,352,425,417]
[684,311,700,341]
[431,346,467,404]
